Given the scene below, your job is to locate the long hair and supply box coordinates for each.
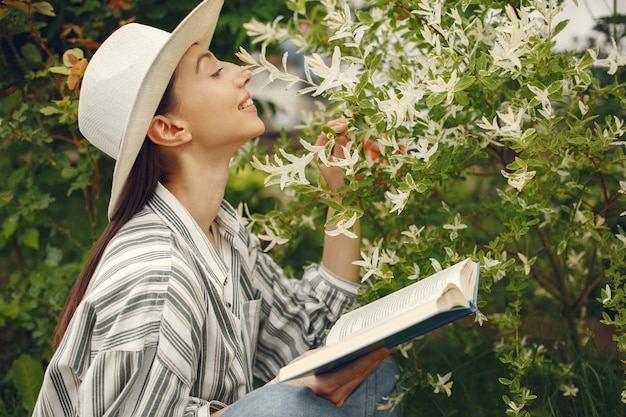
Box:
[52,76,177,349]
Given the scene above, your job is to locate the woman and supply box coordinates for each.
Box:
[33,1,400,416]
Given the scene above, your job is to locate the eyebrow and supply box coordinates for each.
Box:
[195,51,214,74]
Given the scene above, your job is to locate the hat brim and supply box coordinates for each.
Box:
[108,0,224,220]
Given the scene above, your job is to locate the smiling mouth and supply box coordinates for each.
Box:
[238,97,254,110]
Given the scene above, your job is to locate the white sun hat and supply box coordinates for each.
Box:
[78,0,224,220]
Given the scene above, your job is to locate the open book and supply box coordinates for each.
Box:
[278,258,480,382]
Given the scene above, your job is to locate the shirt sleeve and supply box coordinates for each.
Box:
[33,232,219,417]
[247,233,362,382]
[33,346,222,417]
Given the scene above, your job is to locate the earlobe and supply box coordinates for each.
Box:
[147,115,192,147]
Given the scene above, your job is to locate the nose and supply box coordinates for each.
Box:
[235,65,253,88]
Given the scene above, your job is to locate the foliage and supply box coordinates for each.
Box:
[237,0,626,415]
[0,0,625,416]
[0,0,289,415]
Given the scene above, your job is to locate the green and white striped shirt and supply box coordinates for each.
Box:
[33,183,359,416]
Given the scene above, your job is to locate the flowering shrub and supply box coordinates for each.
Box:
[1,0,624,415]
[238,0,626,415]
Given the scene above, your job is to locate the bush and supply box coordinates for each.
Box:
[238,0,626,415]
[0,0,288,414]
[1,0,624,415]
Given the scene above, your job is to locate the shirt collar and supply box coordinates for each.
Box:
[149,182,230,279]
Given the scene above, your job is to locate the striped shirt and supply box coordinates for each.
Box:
[33,183,360,416]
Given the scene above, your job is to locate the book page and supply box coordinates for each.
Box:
[326,260,469,346]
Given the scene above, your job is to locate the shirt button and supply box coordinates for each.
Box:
[225,302,232,309]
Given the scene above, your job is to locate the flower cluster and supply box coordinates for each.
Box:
[240,0,626,413]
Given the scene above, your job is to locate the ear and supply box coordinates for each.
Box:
[147,114,192,147]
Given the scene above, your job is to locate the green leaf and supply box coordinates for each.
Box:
[8,165,27,187]
[354,71,369,97]
[21,228,40,250]
[426,92,446,108]
[44,246,63,267]
[32,1,56,17]
[49,65,71,75]
[480,75,499,90]
[10,354,44,413]
[2,217,18,238]
[499,377,513,385]
[61,166,78,179]
[454,90,469,106]
[551,19,569,37]
[369,53,383,72]
[20,43,41,63]
[40,105,63,116]
[456,75,476,91]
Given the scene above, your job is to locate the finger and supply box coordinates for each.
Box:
[327,118,349,133]
[315,118,351,148]
[322,348,390,406]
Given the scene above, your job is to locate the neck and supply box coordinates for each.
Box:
[163,156,231,239]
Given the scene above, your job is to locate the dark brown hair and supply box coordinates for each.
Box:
[52,76,177,349]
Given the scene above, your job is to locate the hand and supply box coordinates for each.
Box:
[281,347,391,407]
[315,118,351,193]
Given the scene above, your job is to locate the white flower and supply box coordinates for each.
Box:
[325,212,359,239]
[427,69,459,105]
[517,252,535,276]
[507,401,525,414]
[490,29,523,72]
[566,250,585,270]
[595,38,626,75]
[481,255,500,269]
[474,309,488,326]
[408,138,438,162]
[432,372,453,397]
[527,84,551,109]
[442,213,468,241]
[236,47,303,90]
[251,150,314,190]
[476,116,501,135]
[257,218,289,252]
[578,100,589,116]
[489,4,536,75]
[430,257,443,272]
[300,212,317,231]
[407,263,421,280]
[376,82,425,129]
[601,284,612,305]
[327,2,370,48]
[385,188,411,214]
[353,246,383,282]
[243,17,289,46]
[304,46,360,97]
[401,224,425,242]
[501,168,536,192]
[560,384,579,397]
[302,138,359,176]
[621,390,626,404]
[497,107,525,137]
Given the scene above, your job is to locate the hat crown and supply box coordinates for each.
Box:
[78,24,170,160]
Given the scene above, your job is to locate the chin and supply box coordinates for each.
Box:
[253,120,266,137]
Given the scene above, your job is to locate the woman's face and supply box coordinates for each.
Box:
[165,44,265,154]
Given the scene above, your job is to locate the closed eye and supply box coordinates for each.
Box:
[212,67,223,77]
